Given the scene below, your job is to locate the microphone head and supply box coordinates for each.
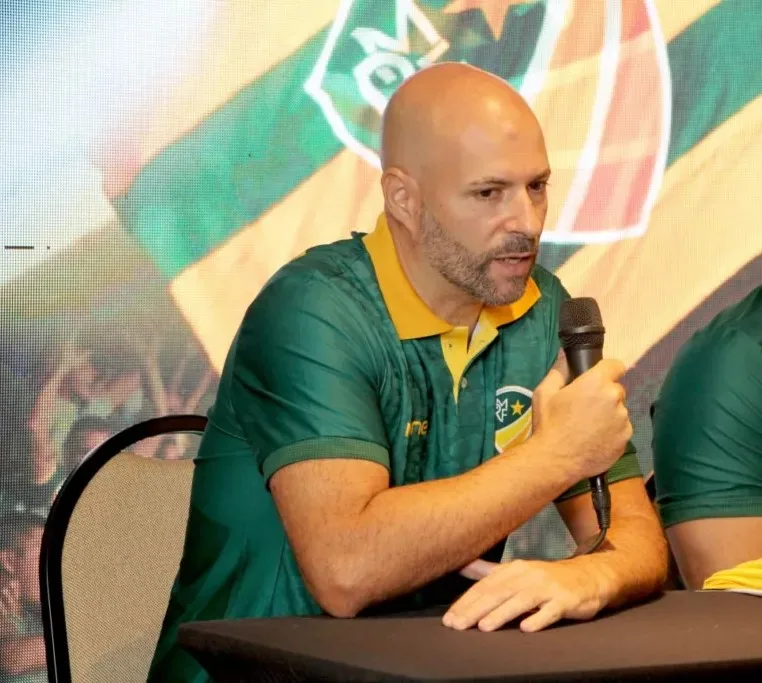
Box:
[559,297,605,349]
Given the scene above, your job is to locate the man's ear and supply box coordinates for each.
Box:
[381,168,421,238]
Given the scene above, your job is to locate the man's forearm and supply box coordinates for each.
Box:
[328,438,579,614]
[564,514,668,609]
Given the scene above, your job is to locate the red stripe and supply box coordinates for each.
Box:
[573,5,664,232]
[574,154,655,230]
[621,1,650,41]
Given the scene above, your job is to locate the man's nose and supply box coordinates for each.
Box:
[501,188,543,239]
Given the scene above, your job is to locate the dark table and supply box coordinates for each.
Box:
[179,591,762,682]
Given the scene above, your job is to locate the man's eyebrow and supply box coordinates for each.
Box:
[466,169,552,187]
[467,176,509,187]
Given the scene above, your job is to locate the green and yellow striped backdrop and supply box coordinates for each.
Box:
[1,1,761,674]
[107,0,761,373]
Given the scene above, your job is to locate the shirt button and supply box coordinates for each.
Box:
[460,377,468,390]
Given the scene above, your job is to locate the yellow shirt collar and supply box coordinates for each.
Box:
[363,214,541,340]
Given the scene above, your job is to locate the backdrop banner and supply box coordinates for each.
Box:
[1,1,760,679]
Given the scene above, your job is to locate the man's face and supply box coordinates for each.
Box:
[418,117,550,306]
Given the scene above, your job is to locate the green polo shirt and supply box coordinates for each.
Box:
[652,285,762,528]
[148,215,640,683]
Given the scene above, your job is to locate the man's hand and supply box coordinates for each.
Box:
[445,559,605,633]
[532,358,632,483]
[459,558,498,581]
[454,479,667,631]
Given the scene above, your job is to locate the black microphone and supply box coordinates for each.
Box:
[558,297,611,541]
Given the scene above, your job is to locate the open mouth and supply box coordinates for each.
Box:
[490,253,535,278]
[494,253,533,264]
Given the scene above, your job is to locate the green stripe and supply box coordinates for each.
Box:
[119,1,762,279]
[666,0,762,165]
[114,28,342,278]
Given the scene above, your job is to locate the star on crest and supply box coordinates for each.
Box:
[511,400,525,416]
[443,0,541,41]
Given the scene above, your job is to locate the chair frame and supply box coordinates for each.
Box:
[38,414,208,683]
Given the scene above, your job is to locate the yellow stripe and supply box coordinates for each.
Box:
[140,0,341,164]
[171,149,382,371]
[495,410,533,452]
[653,0,724,43]
[556,94,762,369]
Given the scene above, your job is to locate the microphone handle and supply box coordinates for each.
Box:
[565,345,603,379]
[563,344,611,530]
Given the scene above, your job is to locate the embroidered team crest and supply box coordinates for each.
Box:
[306,0,671,243]
[495,385,533,453]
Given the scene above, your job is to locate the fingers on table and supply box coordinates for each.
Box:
[446,589,571,633]
[519,599,565,633]
[444,563,528,630]
[478,592,546,632]
[444,589,510,630]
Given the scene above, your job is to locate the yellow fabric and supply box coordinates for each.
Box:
[170,150,383,372]
[654,0,724,44]
[362,214,541,340]
[440,319,498,401]
[703,558,762,591]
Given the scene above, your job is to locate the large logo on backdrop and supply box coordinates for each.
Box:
[495,385,533,452]
[305,0,672,243]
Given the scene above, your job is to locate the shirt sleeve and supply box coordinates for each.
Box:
[545,277,642,502]
[652,328,762,528]
[555,445,642,502]
[229,271,390,483]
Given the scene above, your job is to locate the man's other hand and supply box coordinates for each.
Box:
[445,558,605,632]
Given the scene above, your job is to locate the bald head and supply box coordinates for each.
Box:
[380,62,542,175]
[378,62,551,318]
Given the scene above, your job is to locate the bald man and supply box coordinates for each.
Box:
[148,64,667,683]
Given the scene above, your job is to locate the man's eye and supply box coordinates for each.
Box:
[477,188,498,199]
[529,180,549,193]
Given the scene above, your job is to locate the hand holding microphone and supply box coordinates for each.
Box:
[451,299,635,631]
[531,298,632,549]
[558,297,617,543]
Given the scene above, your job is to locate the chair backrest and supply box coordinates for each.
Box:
[39,414,208,683]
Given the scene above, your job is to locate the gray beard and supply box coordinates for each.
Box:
[420,210,535,306]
